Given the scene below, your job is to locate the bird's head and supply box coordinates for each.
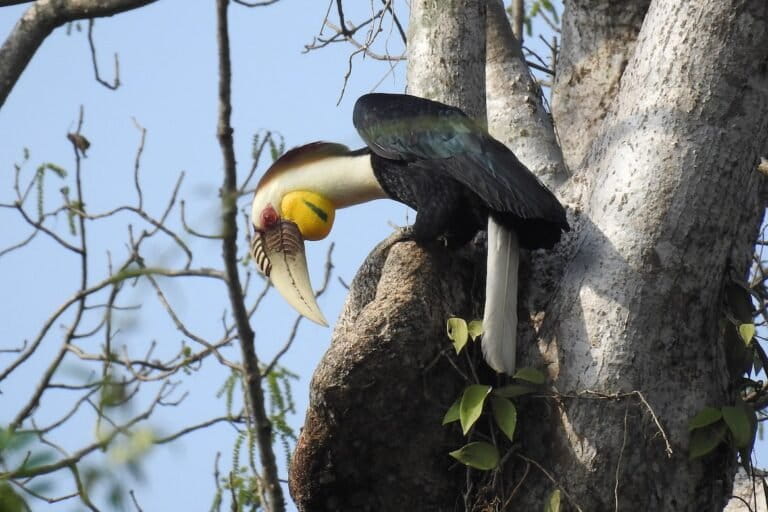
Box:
[250,143,348,327]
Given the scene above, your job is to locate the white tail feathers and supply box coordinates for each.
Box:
[482,217,519,375]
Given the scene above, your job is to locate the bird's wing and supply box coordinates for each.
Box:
[353,93,567,228]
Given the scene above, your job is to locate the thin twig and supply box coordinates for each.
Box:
[87,19,119,90]
[614,405,629,512]
[131,118,146,209]
[631,391,673,457]
[233,0,279,6]
[129,490,144,512]
[516,454,584,512]
[324,20,405,61]
[505,459,530,507]
[263,242,335,376]
[0,229,38,259]
[569,389,674,458]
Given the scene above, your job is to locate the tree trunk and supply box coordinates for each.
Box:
[291,0,768,510]
[406,0,486,118]
[551,0,650,173]
[289,236,485,511]
[485,0,567,191]
[519,0,768,509]
[289,2,488,510]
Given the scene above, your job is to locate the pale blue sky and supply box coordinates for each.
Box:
[2,2,761,511]
[1,2,408,510]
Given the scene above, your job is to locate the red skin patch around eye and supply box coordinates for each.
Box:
[261,205,279,229]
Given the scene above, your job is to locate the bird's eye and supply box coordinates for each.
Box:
[261,205,279,228]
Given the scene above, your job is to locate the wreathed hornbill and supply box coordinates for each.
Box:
[250,93,568,375]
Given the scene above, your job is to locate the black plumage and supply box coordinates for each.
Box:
[352,93,569,250]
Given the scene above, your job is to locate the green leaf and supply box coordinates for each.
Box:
[20,450,56,470]
[739,323,756,346]
[449,442,499,470]
[494,384,537,398]
[0,429,34,454]
[447,317,469,354]
[689,407,723,431]
[722,405,753,449]
[689,424,727,459]
[544,488,561,512]
[442,399,461,425]
[269,138,281,162]
[460,385,492,435]
[467,320,484,341]
[0,482,27,512]
[514,367,546,385]
[27,480,54,497]
[491,396,517,442]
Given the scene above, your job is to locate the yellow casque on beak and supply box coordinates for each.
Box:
[251,190,335,327]
[281,191,335,241]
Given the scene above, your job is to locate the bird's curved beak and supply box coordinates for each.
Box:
[251,221,328,327]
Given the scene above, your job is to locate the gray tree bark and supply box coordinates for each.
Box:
[289,1,488,510]
[406,0,486,119]
[531,1,768,509]
[551,0,650,174]
[726,470,767,511]
[486,0,567,191]
[290,236,485,511]
[293,0,768,511]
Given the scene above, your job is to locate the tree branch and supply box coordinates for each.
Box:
[215,0,284,511]
[0,0,158,108]
[551,0,651,172]
[486,0,567,190]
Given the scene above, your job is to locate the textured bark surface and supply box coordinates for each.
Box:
[526,1,768,509]
[290,2,488,510]
[551,0,650,173]
[485,0,567,191]
[291,0,768,510]
[289,235,485,511]
[406,0,486,119]
[725,470,768,511]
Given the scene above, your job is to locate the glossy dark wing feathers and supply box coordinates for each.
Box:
[353,93,568,248]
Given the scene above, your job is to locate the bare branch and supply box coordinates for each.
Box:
[153,415,245,444]
[13,202,83,254]
[87,19,119,90]
[0,228,38,259]
[324,20,405,61]
[380,0,406,44]
[233,0,279,6]
[335,0,350,36]
[180,200,224,239]
[0,265,223,383]
[215,0,285,510]
[0,0,159,108]
[3,383,170,479]
[131,117,146,208]
[129,490,144,512]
